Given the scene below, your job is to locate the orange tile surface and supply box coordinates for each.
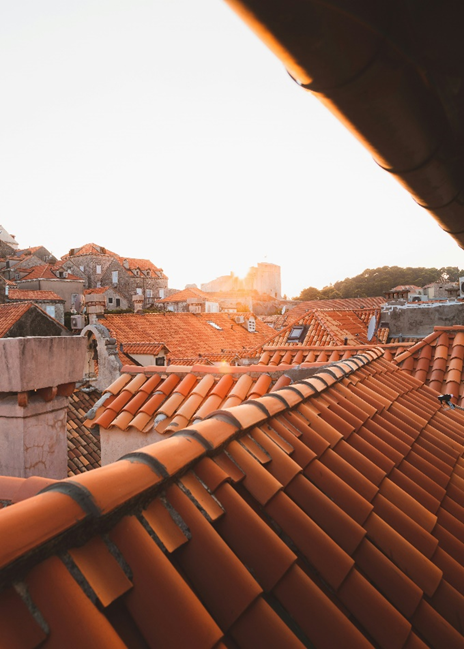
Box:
[19,263,81,281]
[8,289,64,302]
[0,302,35,337]
[67,388,101,475]
[2,348,464,647]
[89,365,309,435]
[98,311,274,365]
[395,326,464,406]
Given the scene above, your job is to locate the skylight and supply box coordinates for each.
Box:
[287,324,307,342]
[207,321,222,330]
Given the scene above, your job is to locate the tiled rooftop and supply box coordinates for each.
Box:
[87,365,299,435]
[98,312,274,365]
[395,326,464,406]
[63,244,166,278]
[249,309,389,357]
[0,303,35,337]
[271,297,386,330]
[63,243,119,258]
[1,349,464,647]
[121,257,166,278]
[83,287,110,295]
[19,264,82,281]
[158,287,212,303]
[251,342,413,368]
[67,389,102,476]
[390,285,422,292]
[8,289,64,302]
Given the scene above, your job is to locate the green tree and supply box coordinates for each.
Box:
[296,265,464,300]
[295,286,321,301]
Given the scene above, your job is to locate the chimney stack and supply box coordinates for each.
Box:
[0,336,86,479]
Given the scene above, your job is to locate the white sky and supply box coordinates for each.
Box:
[1,0,463,299]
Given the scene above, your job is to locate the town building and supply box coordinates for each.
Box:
[61,243,168,309]
[12,264,85,312]
[202,261,282,299]
[158,287,219,313]
[0,303,69,338]
[83,287,129,312]
[0,224,18,250]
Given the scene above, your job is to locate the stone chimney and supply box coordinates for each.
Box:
[132,293,144,313]
[0,336,86,479]
[85,293,106,324]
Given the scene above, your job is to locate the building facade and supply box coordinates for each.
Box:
[62,243,168,309]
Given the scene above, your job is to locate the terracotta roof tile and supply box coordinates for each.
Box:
[0,302,35,337]
[18,263,82,281]
[99,311,274,365]
[158,287,212,303]
[270,297,386,329]
[66,388,101,475]
[8,289,64,302]
[3,349,464,646]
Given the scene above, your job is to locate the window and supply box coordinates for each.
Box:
[116,298,120,307]
[96,281,101,288]
[80,266,84,272]
[96,265,102,275]
[159,288,165,299]
[45,305,56,318]
[287,325,307,343]
[112,271,118,284]
[136,288,143,295]
[146,289,153,298]
[108,297,113,305]
[155,357,165,366]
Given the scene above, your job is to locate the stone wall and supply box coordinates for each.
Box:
[381,302,464,338]
[65,254,168,306]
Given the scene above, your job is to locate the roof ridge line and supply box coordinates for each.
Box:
[0,346,385,581]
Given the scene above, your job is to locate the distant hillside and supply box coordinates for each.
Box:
[294,266,464,300]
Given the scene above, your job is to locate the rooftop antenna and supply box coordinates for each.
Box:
[367,315,377,341]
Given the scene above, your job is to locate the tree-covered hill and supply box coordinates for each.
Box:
[294,266,464,301]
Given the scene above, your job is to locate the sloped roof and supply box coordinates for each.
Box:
[1,350,464,647]
[389,285,422,293]
[98,312,274,364]
[8,289,64,302]
[83,287,109,295]
[0,225,17,247]
[67,389,101,475]
[248,309,387,357]
[0,302,69,338]
[252,342,413,368]
[88,343,419,434]
[87,365,297,434]
[271,297,386,329]
[62,244,166,277]
[121,342,168,356]
[394,326,464,406]
[62,243,120,258]
[159,287,212,303]
[18,264,82,282]
[119,257,166,278]
[0,303,34,337]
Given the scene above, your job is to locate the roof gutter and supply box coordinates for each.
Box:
[222,0,464,246]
